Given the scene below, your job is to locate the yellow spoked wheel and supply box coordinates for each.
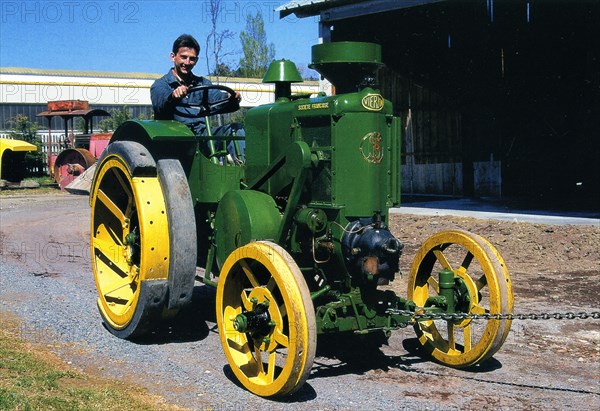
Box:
[407,230,514,367]
[90,141,170,339]
[216,241,316,397]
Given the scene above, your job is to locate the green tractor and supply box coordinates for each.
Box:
[89,42,513,397]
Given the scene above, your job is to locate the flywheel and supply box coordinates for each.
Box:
[407,229,514,367]
[216,241,316,397]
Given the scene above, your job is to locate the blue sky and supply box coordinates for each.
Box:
[0,0,320,76]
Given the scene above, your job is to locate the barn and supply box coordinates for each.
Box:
[279,0,600,212]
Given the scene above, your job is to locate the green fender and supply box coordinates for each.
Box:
[110,119,196,143]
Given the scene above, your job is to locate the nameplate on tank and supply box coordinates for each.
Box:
[361,94,384,111]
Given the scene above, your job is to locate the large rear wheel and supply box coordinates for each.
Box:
[407,230,513,367]
[216,241,316,397]
[90,141,196,339]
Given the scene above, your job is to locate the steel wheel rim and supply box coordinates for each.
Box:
[216,241,316,397]
[91,156,169,330]
[408,230,513,367]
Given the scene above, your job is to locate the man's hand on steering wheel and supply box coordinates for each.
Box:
[171,84,189,99]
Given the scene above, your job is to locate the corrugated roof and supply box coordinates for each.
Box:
[277,0,360,17]
[277,0,445,18]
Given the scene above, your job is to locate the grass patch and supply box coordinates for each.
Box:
[0,315,185,411]
[0,186,61,196]
[27,176,55,185]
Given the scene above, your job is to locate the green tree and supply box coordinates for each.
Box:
[238,11,275,78]
[213,63,234,77]
[99,107,133,132]
[6,114,45,175]
[205,0,235,81]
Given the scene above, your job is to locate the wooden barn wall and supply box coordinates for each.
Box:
[378,68,500,197]
[328,0,599,209]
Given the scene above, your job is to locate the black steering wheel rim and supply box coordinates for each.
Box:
[185,84,238,117]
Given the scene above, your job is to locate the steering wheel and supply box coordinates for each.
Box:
[186,84,239,116]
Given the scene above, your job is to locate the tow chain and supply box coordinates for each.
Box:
[385,308,600,323]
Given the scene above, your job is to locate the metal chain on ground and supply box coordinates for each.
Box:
[385,308,600,323]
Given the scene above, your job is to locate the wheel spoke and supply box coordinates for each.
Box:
[92,230,122,258]
[240,290,254,311]
[475,274,488,292]
[471,304,487,315]
[103,274,135,297]
[254,345,265,375]
[460,252,474,271]
[272,328,289,348]
[93,224,132,276]
[105,224,125,247]
[266,276,277,292]
[224,305,241,332]
[93,245,130,280]
[433,249,453,270]
[447,322,456,351]
[111,167,136,221]
[227,336,250,354]
[267,351,277,382]
[427,276,439,293]
[239,259,261,288]
[278,302,287,319]
[96,188,127,228]
[111,166,132,199]
[463,323,473,352]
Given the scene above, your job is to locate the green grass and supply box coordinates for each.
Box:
[0,318,185,411]
[0,176,61,195]
[27,176,56,185]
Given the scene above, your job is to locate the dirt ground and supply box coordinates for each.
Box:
[1,192,599,410]
[388,213,600,308]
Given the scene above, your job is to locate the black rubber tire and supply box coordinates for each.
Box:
[157,159,197,310]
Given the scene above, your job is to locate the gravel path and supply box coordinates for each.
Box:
[1,193,598,410]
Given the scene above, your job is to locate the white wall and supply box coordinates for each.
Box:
[0,70,320,108]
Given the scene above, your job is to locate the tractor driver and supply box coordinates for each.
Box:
[151,34,242,137]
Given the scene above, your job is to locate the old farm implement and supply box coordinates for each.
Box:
[37,100,111,190]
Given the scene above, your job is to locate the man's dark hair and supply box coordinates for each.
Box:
[172,34,200,54]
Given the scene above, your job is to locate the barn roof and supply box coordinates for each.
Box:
[277,0,445,19]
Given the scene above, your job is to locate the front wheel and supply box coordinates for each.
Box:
[407,230,514,367]
[216,241,316,397]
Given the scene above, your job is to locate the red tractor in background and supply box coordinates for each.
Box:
[37,100,112,191]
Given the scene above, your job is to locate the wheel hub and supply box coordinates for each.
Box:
[233,301,273,337]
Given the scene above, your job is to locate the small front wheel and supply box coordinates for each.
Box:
[407,230,514,367]
[216,241,316,397]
